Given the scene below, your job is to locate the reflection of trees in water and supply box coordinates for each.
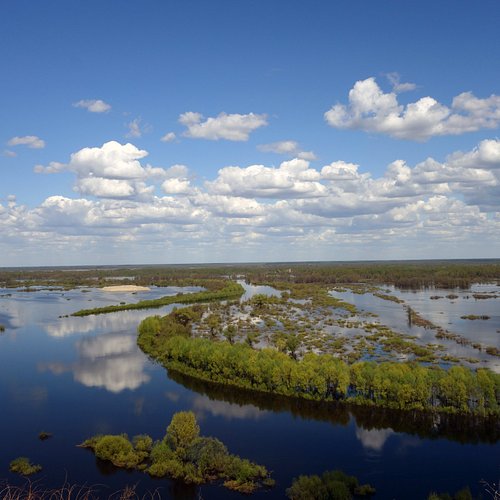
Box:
[168,369,499,444]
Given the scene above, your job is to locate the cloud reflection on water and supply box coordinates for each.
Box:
[40,332,150,393]
[192,394,266,421]
[355,426,394,451]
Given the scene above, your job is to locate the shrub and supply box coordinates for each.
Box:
[9,457,42,475]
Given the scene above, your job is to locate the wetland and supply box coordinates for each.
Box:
[0,261,499,499]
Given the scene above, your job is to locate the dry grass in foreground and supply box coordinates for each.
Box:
[0,480,162,500]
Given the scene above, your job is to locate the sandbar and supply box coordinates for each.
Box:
[101,285,150,292]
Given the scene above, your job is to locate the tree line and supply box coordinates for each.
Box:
[138,310,500,417]
[71,280,244,316]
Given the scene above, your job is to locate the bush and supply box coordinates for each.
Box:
[9,457,42,475]
[286,469,376,499]
[93,434,146,468]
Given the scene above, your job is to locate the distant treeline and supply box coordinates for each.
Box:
[244,261,500,289]
[137,310,500,417]
[1,260,499,289]
[71,280,244,317]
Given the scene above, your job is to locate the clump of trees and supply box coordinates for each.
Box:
[137,311,500,416]
[286,469,375,499]
[9,457,42,475]
[80,411,273,493]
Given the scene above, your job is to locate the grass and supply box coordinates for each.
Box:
[0,480,162,499]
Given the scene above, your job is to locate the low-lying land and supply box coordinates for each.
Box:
[138,301,500,416]
[70,280,244,316]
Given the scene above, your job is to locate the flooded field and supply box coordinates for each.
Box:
[0,283,498,498]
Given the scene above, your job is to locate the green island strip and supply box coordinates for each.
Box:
[71,280,244,316]
[138,308,500,417]
[79,411,273,493]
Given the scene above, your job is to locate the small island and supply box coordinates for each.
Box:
[79,411,273,493]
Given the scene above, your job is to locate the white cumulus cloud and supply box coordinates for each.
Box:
[7,135,45,149]
[207,158,325,198]
[179,111,267,141]
[161,132,177,142]
[257,140,317,160]
[73,99,111,113]
[325,77,500,141]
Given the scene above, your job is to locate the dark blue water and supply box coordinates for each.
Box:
[0,286,498,499]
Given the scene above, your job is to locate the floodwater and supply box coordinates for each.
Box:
[0,285,498,499]
[330,283,500,372]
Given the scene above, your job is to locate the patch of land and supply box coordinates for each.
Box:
[101,285,150,292]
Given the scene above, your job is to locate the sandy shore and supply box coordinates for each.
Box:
[101,285,150,292]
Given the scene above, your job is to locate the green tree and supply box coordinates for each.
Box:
[166,411,200,457]
[286,333,301,360]
[223,324,237,344]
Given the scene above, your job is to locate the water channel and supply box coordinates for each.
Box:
[0,284,498,498]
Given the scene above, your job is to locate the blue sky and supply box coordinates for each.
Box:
[1,0,500,266]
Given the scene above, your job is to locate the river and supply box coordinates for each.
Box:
[0,284,498,498]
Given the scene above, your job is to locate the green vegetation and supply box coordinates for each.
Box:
[138,314,500,415]
[80,411,272,493]
[286,469,375,499]
[3,260,498,290]
[460,315,490,320]
[9,457,42,476]
[428,486,476,499]
[71,280,244,316]
[0,324,5,332]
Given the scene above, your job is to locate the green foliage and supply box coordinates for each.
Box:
[138,331,500,416]
[80,412,272,493]
[428,486,475,500]
[186,436,228,476]
[133,434,153,453]
[165,411,200,457]
[87,434,149,468]
[72,280,244,316]
[286,469,375,499]
[9,457,42,475]
[223,324,237,344]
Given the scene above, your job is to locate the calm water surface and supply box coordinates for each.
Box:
[330,283,500,372]
[0,285,498,499]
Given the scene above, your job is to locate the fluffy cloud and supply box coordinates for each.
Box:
[257,140,317,160]
[179,111,267,141]
[386,72,417,93]
[34,141,189,200]
[73,99,111,113]
[162,178,191,194]
[4,138,499,264]
[207,158,325,198]
[7,135,45,149]
[325,77,500,141]
[161,131,177,142]
[76,177,154,199]
[125,118,151,138]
